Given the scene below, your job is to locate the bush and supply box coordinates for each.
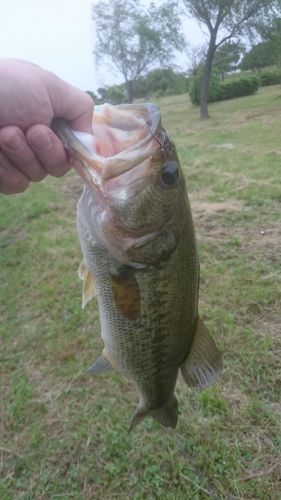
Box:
[219,76,260,100]
[97,85,125,104]
[189,65,221,105]
[145,69,189,97]
[189,70,260,105]
[258,69,281,86]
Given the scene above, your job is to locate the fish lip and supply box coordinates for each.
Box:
[52,104,162,187]
[51,118,103,191]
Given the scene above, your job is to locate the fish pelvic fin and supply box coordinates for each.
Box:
[129,396,178,432]
[128,407,147,433]
[78,260,96,309]
[86,353,114,374]
[181,316,223,389]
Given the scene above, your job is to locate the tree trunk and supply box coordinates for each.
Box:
[125,80,133,103]
[200,38,216,119]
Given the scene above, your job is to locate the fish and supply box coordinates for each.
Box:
[52,103,222,430]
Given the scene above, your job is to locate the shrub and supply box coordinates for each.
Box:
[258,69,281,86]
[97,85,125,104]
[220,76,260,100]
[189,65,221,105]
[145,68,188,97]
[189,71,260,105]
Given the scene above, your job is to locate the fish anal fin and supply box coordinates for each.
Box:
[181,317,223,389]
[86,353,113,374]
[78,260,96,309]
[110,268,141,321]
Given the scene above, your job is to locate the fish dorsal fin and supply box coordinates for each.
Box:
[181,317,223,389]
[78,260,96,309]
[86,354,113,374]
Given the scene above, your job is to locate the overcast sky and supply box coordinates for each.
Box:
[0,0,205,92]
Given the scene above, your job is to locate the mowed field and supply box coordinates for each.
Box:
[0,86,280,499]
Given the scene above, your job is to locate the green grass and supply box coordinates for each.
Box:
[1,86,281,499]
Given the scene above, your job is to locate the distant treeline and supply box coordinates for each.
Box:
[87,65,281,107]
[87,68,189,104]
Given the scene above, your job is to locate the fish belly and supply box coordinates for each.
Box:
[77,214,199,411]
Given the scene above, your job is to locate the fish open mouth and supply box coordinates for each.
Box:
[52,103,162,191]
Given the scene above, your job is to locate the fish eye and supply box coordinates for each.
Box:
[160,161,179,187]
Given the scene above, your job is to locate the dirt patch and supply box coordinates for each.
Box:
[221,386,249,410]
[189,194,244,216]
[257,315,280,339]
[189,194,281,263]
[242,455,281,481]
[232,224,280,261]
[232,106,281,128]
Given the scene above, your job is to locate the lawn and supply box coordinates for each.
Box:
[0,85,280,499]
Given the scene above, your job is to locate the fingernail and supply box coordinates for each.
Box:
[29,131,53,152]
[1,131,23,151]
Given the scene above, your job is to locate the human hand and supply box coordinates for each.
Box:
[0,59,94,194]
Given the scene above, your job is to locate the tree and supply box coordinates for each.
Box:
[213,41,244,80]
[86,90,99,103]
[93,0,184,103]
[259,16,281,43]
[182,1,280,118]
[144,68,188,96]
[258,16,281,64]
[187,44,207,76]
[241,17,281,70]
[240,42,276,70]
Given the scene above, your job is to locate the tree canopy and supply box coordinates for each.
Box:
[182,0,281,118]
[241,17,281,70]
[240,42,276,70]
[213,42,244,80]
[93,0,184,102]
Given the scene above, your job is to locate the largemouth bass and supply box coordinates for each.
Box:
[52,104,222,430]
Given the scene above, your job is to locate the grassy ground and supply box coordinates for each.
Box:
[0,86,281,499]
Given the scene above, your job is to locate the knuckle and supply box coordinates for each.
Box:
[0,126,24,152]
[9,172,29,193]
[31,170,47,182]
[48,162,70,177]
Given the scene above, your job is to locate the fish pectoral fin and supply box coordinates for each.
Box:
[86,354,113,374]
[110,267,141,321]
[78,260,96,309]
[181,317,223,389]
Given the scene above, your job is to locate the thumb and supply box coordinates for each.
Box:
[46,73,94,133]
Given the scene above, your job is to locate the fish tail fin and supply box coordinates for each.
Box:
[181,316,223,389]
[149,395,178,429]
[128,396,178,432]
